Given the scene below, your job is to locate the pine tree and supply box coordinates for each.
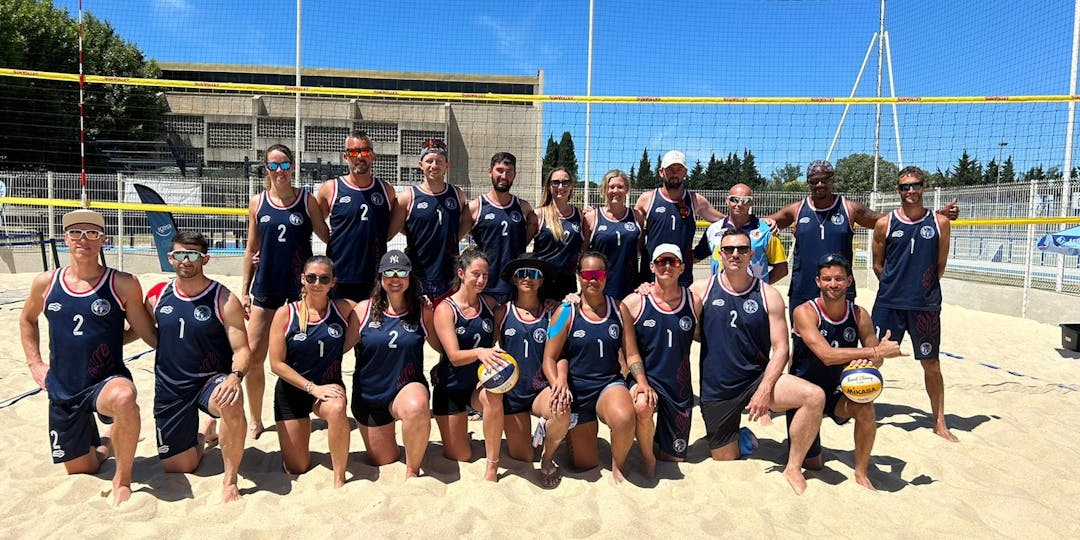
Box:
[1002,157,1016,183]
[541,135,559,183]
[557,131,579,179]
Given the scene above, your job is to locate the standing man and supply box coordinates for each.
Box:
[20,209,157,506]
[690,228,825,495]
[388,138,470,303]
[468,152,538,304]
[768,160,958,314]
[790,253,903,490]
[316,130,397,301]
[694,183,788,282]
[145,231,250,502]
[635,150,726,287]
[872,166,957,442]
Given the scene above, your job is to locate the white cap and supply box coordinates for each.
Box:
[62,209,105,230]
[651,243,682,262]
[660,150,686,169]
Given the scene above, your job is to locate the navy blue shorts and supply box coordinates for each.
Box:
[630,381,692,459]
[351,380,430,427]
[333,281,374,303]
[274,378,345,422]
[154,373,228,459]
[570,378,625,425]
[252,294,294,310]
[47,376,122,464]
[503,388,541,416]
[872,306,941,360]
[432,385,474,416]
[700,373,763,450]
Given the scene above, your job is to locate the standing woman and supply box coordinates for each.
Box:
[242,144,330,438]
[543,251,655,483]
[268,256,358,488]
[583,169,643,299]
[432,247,508,482]
[532,167,585,300]
[351,250,439,480]
[499,253,572,487]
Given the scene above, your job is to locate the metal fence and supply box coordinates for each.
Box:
[2,170,1078,297]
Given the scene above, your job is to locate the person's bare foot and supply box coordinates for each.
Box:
[484,459,499,482]
[248,421,264,440]
[640,455,656,480]
[611,464,625,485]
[112,484,133,506]
[934,423,959,442]
[539,462,561,489]
[854,473,877,491]
[405,467,420,481]
[222,483,241,502]
[783,467,807,495]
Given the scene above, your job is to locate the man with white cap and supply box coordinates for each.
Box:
[621,242,696,478]
[20,209,158,506]
[634,150,726,287]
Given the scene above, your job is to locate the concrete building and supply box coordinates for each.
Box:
[158,62,545,198]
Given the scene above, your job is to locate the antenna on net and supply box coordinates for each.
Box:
[826,0,902,194]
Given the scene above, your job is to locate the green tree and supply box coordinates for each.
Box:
[1022,165,1046,182]
[541,135,559,182]
[718,152,741,190]
[983,158,1000,185]
[738,149,765,189]
[769,163,802,188]
[702,153,723,190]
[950,150,982,186]
[834,153,899,192]
[634,148,659,190]
[687,159,705,189]
[0,1,164,170]
[1002,156,1016,183]
[556,131,578,179]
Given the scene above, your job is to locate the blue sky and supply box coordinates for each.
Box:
[54,0,1079,183]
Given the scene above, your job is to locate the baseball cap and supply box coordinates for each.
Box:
[660,150,686,169]
[806,160,835,178]
[62,209,105,230]
[651,243,683,262]
[377,250,412,273]
[419,139,448,160]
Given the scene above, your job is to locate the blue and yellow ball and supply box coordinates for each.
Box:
[840,365,883,404]
[478,353,520,394]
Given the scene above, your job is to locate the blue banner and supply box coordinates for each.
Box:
[132,184,178,272]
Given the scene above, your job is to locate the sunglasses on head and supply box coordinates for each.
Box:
[580,269,607,281]
[64,228,103,240]
[381,269,410,278]
[728,195,753,205]
[266,161,292,172]
[302,273,333,285]
[653,256,682,268]
[675,199,690,219]
[807,176,832,186]
[169,250,205,263]
[720,245,752,255]
[424,139,447,149]
[514,267,544,280]
[897,181,925,192]
[344,147,374,158]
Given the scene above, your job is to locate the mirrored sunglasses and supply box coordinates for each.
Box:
[580,269,607,281]
[720,245,752,255]
[653,256,682,268]
[266,161,292,171]
[169,250,205,263]
[303,273,332,284]
[728,195,753,205]
[514,268,544,280]
[382,269,410,278]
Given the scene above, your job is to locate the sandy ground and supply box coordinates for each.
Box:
[0,270,1078,538]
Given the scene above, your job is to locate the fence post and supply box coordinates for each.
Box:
[116,173,124,272]
[866,190,877,287]
[46,172,55,239]
[1022,179,1038,318]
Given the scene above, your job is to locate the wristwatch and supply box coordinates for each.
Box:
[232,370,245,382]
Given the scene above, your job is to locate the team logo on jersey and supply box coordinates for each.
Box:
[417,201,430,210]
[597,225,608,232]
[193,306,212,322]
[798,216,811,224]
[484,213,495,221]
[742,299,759,314]
[655,206,667,214]
[831,214,845,226]
[91,298,111,316]
[571,223,580,232]
[339,195,352,204]
[608,324,620,339]
[327,324,343,338]
[292,333,308,342]
[372,193,385,206]
[510,211,523,223]
[642,319,657,328]
[679,316,693,332]
[289,213,303,226]
[482,319,493,333]
[819,329,829,337]
[750,230,763,240]
[891,230,905,238]
[625,223,637,231]
[47,302,62,312]
[160,305,174,315]
[711,298,725,307]
[456,326,466,335]
[444,197,458,210]
[260,215,271,223]
[673,438,687,453]
[843,327,857,343]
[505,328,518,337]
[573,329,586,338]
[920,342,933,356]
[920,226,935,239]
[402,321,418,333]
[368,321,382,329]
[532,328,546,343]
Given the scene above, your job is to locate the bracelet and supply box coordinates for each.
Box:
[304,381,313,394]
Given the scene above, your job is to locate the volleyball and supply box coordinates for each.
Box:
[477,353,520,394]
[840,365,883,404]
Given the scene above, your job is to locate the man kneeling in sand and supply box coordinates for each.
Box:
[145,231,250,502]
[20,209,158,506]
[788,254,903,490]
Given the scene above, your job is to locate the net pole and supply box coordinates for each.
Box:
[826,33,877,162]
[583,0,594,208]
[1023,178,1037,318]
[295,0,302,167]
[1058,0,1080,292]
[872,0,886,194]
[77,0,87,207]
[885,31,903,168]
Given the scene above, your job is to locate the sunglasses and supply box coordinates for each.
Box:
[344,147,375,158]
[514,268,544,280]
[720,245,752,255]
[728,195,753,205]
[64,228,103,240]
[580,269,607,281]
[549,179,572,187]
[424,139,447,149]
[169,250,205,263]
[807,176,832,186]
[302,273,333,285]
[381,269,410,278]
[897,181,925,192]
[675,199,690,219]
[266,162,292,172]
[653,256,682,268]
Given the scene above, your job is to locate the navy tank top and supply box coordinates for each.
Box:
[354,303,428,404]
[642,188,697,287]
[590,207,641,298]
[435,298,495,391]
[790,299,859,388]
[499,301,551,403]
[251,189,313,299]
[283,301,349,385]
[632,288,696,408]
[789,196,855,307]
[470,194,528,299]
[326,177,391,285]
[699,275,772,401]
[152,279,233,400]
[405,184,462,296]
[875,209,942,311]
[43,268,129,403]
[564,297,623,393]
[532,207,584,275]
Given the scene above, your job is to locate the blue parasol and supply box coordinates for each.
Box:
[1036,225,1080,257]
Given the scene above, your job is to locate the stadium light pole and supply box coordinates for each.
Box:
[996,141,1007,184]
